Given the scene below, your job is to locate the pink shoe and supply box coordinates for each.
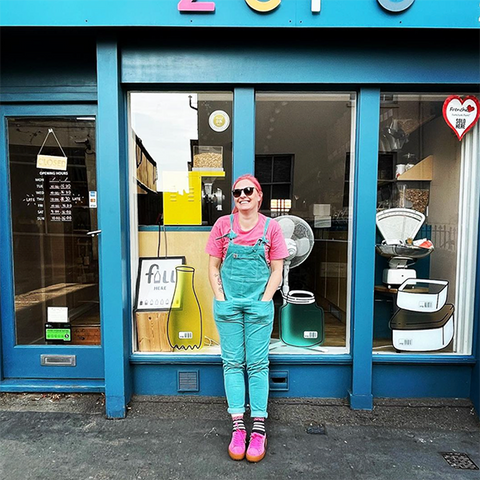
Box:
[228,429,247,461]
[246,432,267,462]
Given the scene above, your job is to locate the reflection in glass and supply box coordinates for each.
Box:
[130,92,233,227]
[8,117,100,345]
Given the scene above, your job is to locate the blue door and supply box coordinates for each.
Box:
[0,104,104,380]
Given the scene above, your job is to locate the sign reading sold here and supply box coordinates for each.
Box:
[443,96,480,141]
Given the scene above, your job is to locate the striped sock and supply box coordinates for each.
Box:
[232,415,246,432]
[252,417,266,435]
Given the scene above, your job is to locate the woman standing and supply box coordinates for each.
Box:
[206,174,288,462]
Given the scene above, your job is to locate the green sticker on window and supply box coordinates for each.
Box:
[45,329,71,341]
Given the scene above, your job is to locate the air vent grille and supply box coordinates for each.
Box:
[178,370,199,392]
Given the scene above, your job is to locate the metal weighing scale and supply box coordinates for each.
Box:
[375,208,434,288]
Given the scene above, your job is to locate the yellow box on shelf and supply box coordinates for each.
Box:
[163,170,225,225]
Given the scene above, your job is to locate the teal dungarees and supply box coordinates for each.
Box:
[213,215,274,418]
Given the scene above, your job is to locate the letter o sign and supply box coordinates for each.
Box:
[245,0,281,13]
[377,0,414,13]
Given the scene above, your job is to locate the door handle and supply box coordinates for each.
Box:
[86,229,102,237]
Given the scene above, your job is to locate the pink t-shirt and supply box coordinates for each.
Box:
[206,213,289,264]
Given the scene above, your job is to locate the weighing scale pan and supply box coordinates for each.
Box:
[375,244,433,259]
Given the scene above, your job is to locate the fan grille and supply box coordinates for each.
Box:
[277,215,314,268]
[292,222,310,240]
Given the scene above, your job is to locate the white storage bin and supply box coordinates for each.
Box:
[390,304,454,352]
[397,278,448,313]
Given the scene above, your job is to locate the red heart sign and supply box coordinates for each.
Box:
[443,95,480,141]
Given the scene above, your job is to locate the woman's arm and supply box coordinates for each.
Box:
[261,259,284,302]
[208,255,225,301]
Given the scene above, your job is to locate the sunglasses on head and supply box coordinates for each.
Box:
[232,186,256,198]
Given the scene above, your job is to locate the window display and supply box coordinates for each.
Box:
[256,92,356,353]
[373,93,480,355]
[129,92,233,354]
[130,91,355,355]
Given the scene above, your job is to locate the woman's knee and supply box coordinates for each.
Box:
[223,359,246,373]
[246,358,269,375]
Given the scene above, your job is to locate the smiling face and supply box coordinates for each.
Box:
[233,179,263,214]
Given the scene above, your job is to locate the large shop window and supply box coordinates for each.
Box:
[373,93,480,355]
[255,92,355,354]
[129,91,355,355]
[129,92,233,354]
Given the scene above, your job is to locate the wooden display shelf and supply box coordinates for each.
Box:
[397,155,433,181]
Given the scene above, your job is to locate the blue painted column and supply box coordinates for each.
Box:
[349,88,380,410]
[0,107,11,382]
[97,39,132,418]
[471,213,480,413]
[233,88,255,182]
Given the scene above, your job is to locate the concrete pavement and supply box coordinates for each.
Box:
[0,394,479,480]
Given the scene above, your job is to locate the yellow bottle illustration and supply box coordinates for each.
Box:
[167,266,203,350]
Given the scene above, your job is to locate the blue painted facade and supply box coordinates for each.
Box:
[0,0,478,28]
[0,1,479,418]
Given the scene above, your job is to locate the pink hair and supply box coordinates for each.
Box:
[232,174,263,213]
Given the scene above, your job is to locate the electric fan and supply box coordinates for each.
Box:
[276,215,325,347]
[276,215,314,298]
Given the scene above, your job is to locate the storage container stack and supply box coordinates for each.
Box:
[389,279,454,352]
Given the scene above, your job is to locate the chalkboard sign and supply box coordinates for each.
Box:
[134,257,186,312]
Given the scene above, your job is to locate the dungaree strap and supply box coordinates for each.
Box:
[253,217,271,250]
[263,217,271,237]
[214,215,238,241]
[227,214,238,241]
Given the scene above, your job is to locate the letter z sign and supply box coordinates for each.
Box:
[178,0,216,11]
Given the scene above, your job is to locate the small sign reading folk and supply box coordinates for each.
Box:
[443,95,480,141]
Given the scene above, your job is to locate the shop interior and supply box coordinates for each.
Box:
[372,95,466,354]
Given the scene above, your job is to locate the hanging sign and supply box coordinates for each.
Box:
[37,155,68,170]
[442,95,480,141]
[36,128,68,171]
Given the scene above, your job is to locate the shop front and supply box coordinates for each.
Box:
[0,1,479,418]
